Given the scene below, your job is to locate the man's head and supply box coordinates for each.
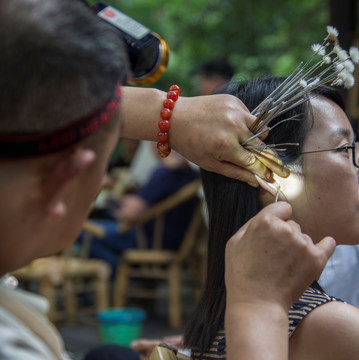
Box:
[193,59,234,95]
[0,0,128,133]
[0,0,128,274]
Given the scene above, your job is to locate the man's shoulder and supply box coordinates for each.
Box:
[0,283,71,359]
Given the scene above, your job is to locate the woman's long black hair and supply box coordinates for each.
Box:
[183,77,345,355]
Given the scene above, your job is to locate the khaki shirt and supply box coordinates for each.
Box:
[0,275,71,360]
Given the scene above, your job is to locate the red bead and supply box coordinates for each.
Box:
[158,149,171,158]
[157,85,180,158]
[169,85,181,96]
[163,99,175,110]
[157,142,171,157]
[158,119,170,132]
[160,108,172,120]
[167,90,179,102]
[157,131,169,143]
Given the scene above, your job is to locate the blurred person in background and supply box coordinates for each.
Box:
[192,59,234,95]
[86,149,200,277]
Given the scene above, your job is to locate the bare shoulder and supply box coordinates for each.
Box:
[289,301,359,360]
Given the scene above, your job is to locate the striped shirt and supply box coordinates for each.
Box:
[191,286,343,360]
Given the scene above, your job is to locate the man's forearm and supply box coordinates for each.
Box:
[225,302,289,360]
[120,86,164,141]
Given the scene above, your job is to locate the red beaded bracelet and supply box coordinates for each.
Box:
[157,85,181,158]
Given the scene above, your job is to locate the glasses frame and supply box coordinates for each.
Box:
[299,140,359,168]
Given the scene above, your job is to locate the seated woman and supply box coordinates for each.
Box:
[83,149,200,276]
[183,77,359,359]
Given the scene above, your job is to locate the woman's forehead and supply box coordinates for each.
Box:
[308,96,354,142]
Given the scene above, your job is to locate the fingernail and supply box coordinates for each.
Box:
[265,171,274,183]
[280,167,290,178]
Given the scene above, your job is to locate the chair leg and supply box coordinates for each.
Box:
[113,263,129,307]
[95,277,109,311]
[169,265,181,329]
[64,278,76,325]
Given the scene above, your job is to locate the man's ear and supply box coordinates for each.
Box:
[42,147,96,219]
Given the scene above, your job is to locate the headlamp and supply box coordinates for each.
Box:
[91,1,169,86]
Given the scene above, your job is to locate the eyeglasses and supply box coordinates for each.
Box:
[300,140,359,168]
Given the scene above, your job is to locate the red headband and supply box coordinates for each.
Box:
[0,84,122,159]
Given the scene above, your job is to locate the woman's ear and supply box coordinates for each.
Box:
[42,147,96,218]
[256,168,305,206]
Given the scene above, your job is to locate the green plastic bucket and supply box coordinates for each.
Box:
[97,308,146,346]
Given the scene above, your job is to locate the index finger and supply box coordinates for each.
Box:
[251,148,290,178]
[230,135,289,183]
[233,201,293,239]
[226,144,274,182]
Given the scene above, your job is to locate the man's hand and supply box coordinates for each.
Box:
[131,335,183,360]
[114,195,148,222]
[171,94,289,186]
[225,201,336,310]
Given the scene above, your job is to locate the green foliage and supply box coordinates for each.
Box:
[89,0,330,95]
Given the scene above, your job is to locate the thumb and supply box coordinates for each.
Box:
[315,236,336,271]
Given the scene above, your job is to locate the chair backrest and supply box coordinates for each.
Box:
[62,220,106,258]
[109,166,133,198]
[119,179,204,252]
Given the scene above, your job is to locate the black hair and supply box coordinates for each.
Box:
[195,59,234,80]
[183,77,345,355]
[0,0,128,133]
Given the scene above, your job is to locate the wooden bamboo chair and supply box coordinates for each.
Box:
[11,220,110,324]
[113,179,207,329]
